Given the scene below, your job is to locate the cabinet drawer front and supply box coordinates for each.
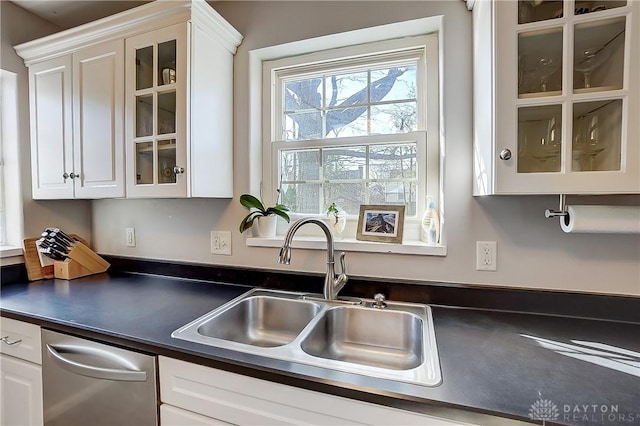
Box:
[159,356,466,426]
[0,318,41,364]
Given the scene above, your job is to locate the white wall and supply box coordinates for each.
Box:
[1,1,92,251]
[85,1,638,296]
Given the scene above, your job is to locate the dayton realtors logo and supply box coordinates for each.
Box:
[529,399,560,422]
[529,398,639,423]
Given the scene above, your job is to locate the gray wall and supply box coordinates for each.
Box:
[1,1,92,248]
[7,1,638,295]
[91,1,639,296]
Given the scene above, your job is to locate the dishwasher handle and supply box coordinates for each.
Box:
[46,344,148,382]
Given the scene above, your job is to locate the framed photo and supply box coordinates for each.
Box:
[356,204,405,243]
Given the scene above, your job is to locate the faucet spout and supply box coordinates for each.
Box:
[278,217,348,300]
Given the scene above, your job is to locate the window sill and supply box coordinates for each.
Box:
[0,246,23,258]
[246,236,446,256]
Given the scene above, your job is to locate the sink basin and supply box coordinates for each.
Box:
[300,306,423,370]
[172,289,441,387]
[196,295,321,347]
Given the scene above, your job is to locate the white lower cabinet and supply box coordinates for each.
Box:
[159,356,468,426]
[0,318,43,426]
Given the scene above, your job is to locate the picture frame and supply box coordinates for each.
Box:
[356,204,405,244]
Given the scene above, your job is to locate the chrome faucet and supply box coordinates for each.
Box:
[277,217,348,300]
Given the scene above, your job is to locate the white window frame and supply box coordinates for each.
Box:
[247,17,445,256]
[266,37,436,221]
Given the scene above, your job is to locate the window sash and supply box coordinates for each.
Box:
[273,132,427,217]
[273,47,426,142]
[262,32,440,224]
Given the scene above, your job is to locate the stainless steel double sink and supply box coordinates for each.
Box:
[171,289,441,386]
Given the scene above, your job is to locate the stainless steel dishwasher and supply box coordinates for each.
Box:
[41,329,158,425]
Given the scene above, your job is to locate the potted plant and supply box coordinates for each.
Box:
[326,202,347,239]
[239,194,290,237]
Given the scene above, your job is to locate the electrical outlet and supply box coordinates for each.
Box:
[126,228,136,247]
[476,241,496,271]
[211,231,232,255]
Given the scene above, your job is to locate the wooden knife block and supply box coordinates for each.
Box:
[53,242,110,280]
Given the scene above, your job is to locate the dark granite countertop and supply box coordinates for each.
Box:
[1,271,639,425]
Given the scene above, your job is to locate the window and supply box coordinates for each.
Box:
[250,17,444,253]
[264,34,439,224]
[0,69,24,256]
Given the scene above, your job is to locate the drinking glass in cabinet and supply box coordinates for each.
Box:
[518,0,564,24]
[158,92,176,134]
[573,1,626,16]
[158,140,177,184]
[519,0,626,23]
[518,105,562,173]
[518,28,563,97]
[574,19,625,92]
[572,99,622,172]
[136,142,153,184]
[136,46,153,90]
[136,96,153,137]
[158,40,176,86]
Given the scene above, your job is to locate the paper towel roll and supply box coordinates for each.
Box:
[561,205,640,234]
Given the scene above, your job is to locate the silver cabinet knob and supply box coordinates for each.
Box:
[69,172,79,179]
[499,149,512,160]
[63,172,69,179]
[173,166,185,174]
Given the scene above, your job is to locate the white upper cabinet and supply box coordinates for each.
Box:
[25,40,124,200]
[16,0,243,199]
[472,0,639,195]
[125,10,239,198]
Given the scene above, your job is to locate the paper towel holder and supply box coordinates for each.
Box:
[544,194,568,218]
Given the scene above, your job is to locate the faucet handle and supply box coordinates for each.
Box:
[373,293,387,309]
[338,252,347,276]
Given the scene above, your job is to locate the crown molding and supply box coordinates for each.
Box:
[15,0,242,66]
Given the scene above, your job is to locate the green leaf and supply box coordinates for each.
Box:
[274,204,289,212]
[239,194,266,213]
[267,207,290,223]
[239,211,263,233]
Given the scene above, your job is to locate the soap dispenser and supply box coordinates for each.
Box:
[420,196,440,245]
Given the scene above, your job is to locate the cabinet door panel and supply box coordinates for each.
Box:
[473,0,639,195]
[0,354,43,426]
[125,23,187,198]
[73,39,125,198]
[29,57,73,199]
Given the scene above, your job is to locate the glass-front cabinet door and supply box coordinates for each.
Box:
[489,0,639,194]
[126,23,187,197]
